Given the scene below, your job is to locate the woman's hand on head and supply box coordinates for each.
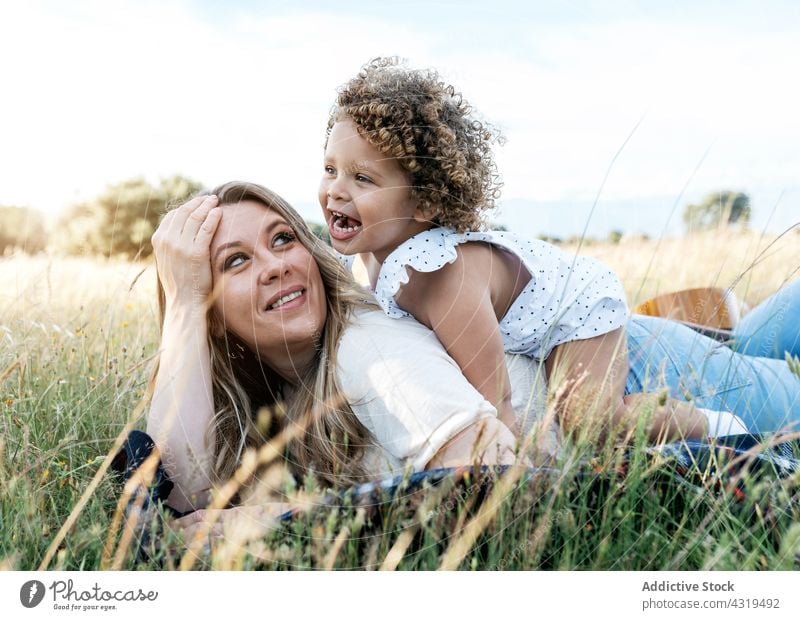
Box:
[151,194,222,311]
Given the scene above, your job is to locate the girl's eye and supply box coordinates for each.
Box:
[223,253,247,270]
[273,231,295,247]
[324,165,335,175]
[355,174,372,184]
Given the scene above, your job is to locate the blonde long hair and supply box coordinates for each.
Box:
[149,181,376,488]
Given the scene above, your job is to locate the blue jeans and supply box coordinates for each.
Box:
[625,279,800,433]
[732,278,800,359]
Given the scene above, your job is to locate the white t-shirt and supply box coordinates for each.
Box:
[336,308,557,477]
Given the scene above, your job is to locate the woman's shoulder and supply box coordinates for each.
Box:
[335,307,500,471]
[336,307,469,400]
[339,307,442,354]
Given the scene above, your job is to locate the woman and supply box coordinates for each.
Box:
[145,181,798,539]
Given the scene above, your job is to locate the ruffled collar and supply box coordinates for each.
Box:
[374,228,464,317]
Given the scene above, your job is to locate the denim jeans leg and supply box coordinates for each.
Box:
[732,278,800,359]
[626,315,800,433]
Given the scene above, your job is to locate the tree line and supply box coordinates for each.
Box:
[0,178,754,258]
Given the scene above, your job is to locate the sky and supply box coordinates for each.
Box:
[1,0,798,239]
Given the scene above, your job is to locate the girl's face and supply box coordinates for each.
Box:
[319,119,431,262]
[209,200,327,374]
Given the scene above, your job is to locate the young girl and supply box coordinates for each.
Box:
[319,58,799,441]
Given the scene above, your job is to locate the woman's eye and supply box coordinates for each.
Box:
[273,231,296,247]
[324,165,335,175]
[223,253,247,270]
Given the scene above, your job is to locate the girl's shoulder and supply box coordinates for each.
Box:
[375,227,560,318]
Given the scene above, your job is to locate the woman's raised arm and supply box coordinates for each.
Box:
[147,195,223,514]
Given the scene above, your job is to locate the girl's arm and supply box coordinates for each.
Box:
[544,326,709,442]
[395,244,519,435]
[147,195,223,514]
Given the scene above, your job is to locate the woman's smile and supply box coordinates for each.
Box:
[264,287,307,312]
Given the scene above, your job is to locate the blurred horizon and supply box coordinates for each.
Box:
[1,0,798,239]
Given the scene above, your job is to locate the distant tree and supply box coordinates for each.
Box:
[617,232,651,244]
[607,229,623,245]
[56,175,204,259]
[490,222,509,232]
[564,235,596,246]
[537,233,562,244]
[0,206,47,255]
[306,221,331,245]
[683,191,751,232]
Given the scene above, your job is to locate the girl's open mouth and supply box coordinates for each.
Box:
[328,211,363,241]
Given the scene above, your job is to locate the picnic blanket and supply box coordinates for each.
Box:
[109,430,800,564]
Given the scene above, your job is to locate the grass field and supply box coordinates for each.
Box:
[1,229,799,570]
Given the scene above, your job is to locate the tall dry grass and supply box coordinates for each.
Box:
[1,230,799,570]
[565,228,800,308]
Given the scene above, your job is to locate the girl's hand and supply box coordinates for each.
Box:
[151,194,222,311]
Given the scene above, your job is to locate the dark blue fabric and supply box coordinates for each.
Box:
[275,433,800,522]
[109,431,800,538]
[110,430,183,516]
[111,431,174,502]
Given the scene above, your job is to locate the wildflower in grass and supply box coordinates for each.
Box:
[5,398,12,407]
[787,353,800,379]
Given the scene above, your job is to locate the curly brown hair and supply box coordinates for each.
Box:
[326,57,503,232]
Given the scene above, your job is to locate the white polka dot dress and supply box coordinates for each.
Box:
[369,227,630,360]
[336,253,356,271]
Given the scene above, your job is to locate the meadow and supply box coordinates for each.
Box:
[1,228,799,570]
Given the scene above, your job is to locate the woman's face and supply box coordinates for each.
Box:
[209,200,327,372]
